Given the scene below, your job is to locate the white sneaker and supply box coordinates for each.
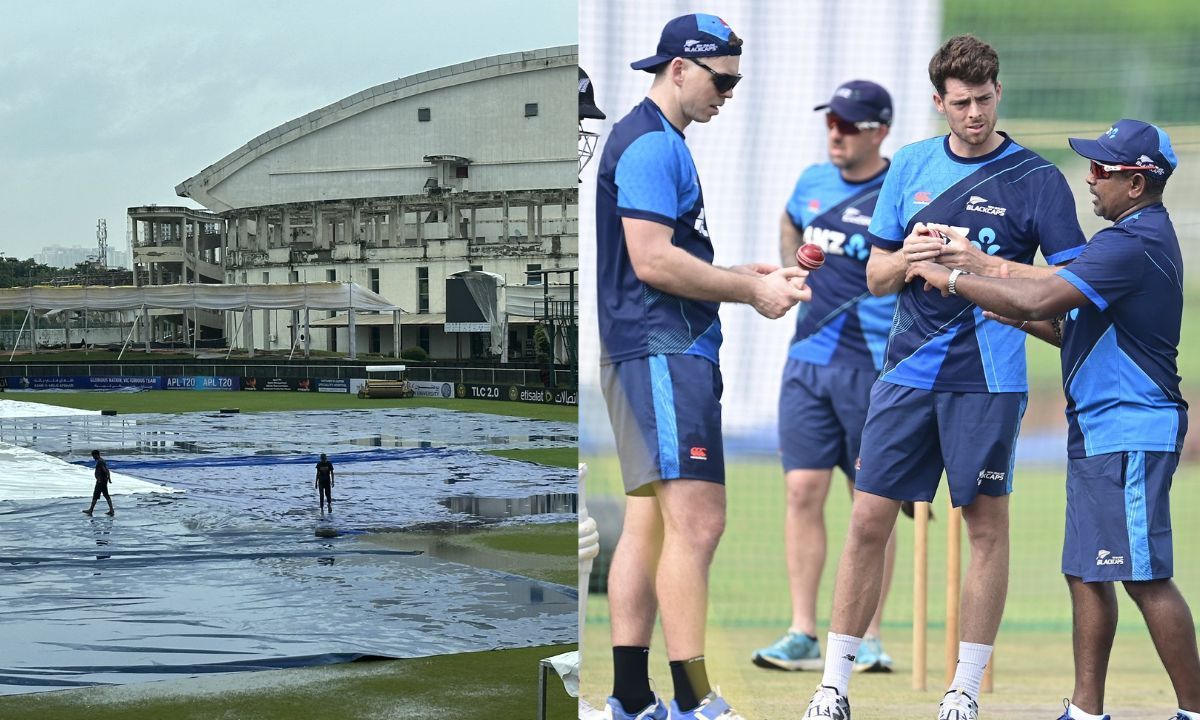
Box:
[937,690,978,720]
[805,685,850,719]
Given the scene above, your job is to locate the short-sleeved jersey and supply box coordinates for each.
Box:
[1054,203,1187,458]
[94,458,109,484]
[316,460,334,483]
[596,98,721,366]
[869,134,1087,392]
[785,162,897,371]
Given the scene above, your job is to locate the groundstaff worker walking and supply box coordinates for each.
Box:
[906,119,1200,720]
[316,453,334,513]
[84,449,114,516]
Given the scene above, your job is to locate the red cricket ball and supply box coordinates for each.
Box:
[796,244,825,270]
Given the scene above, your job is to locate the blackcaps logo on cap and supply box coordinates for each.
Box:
[1106,126,1120,139]
[683,38,719,53]
[579,77,591,93]
[1136,154,1166,175]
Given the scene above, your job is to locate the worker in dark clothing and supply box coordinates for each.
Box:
[84,449,114,516]
[316,453,335,513]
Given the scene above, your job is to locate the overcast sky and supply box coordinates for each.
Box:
[0,0,576,262]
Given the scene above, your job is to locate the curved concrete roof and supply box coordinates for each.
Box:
[175,45,578,209]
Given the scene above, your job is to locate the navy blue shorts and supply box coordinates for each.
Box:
[1063,451,1177,582]
[778,360,876,478]
[855,382,1027,507]
[601,354,725,495]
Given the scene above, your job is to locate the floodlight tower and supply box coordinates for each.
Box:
[96,218,108,269]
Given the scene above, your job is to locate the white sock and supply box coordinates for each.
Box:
[1068,703,1107,720]
[820,632,861,695]
[1177,710,1200,720]
[948,641,992,699]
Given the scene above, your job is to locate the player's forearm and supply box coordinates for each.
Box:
[633,244,758,305]
[1020,319,1061,347]
[954,275,1062,321]
[866,248,908,296]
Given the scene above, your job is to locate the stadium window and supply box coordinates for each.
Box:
[418,325,430,353]
[369,267,380,293]
[417,266,429,313]
[526,263,542,285]
[289,270,299,283]
[455,165,469,179]
[418,107,431,122]
[326,269,336,283]
[262,272,269,284]
[369,327,381,354]
[470,264,483,271]
[524,103,538,117]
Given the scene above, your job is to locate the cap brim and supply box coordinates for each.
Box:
[630,55,670,72]
[580,102,606,120]
[812,103,831,112]
[1068,137,1121,163]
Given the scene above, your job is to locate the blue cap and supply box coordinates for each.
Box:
[1068,119,1177,179]
[630,14,741,72]
[814,80,893,125]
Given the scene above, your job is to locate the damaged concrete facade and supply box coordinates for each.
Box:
[152,45,578,359]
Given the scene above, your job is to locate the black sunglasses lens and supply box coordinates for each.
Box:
[715,74,740,93]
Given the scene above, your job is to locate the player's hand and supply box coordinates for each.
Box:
[901,223,944,266]
[730,262,779,277]
[925,223,999,275]
[751,266,809,319]
[905,260,951,296]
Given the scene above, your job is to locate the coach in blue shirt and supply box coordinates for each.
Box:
[907,119,1199,720]
[594,13,808,720]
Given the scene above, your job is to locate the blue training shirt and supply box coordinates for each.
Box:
[595,98,721,366]
[1055,203,1187,458]
[869,134,1087,392]
[785,162,897,371]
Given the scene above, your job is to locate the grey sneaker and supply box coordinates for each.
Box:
[751,630,822,671]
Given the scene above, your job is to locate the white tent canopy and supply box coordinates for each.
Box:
[0,283,401,361]
[0,282,398,312]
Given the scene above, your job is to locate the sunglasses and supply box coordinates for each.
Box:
[1089,159,1154,180]
[825,113,882,135]
[688,58,741,93]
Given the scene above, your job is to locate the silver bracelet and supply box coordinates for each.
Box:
[947,268,969,296]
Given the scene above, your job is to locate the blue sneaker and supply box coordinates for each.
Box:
[1055,698,1110,720]
[669,691,746,719]
[853,636,894,673]
[751,630,822,671]
[603,695,669,719]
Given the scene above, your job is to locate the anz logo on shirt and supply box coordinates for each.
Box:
[804,225,872,262]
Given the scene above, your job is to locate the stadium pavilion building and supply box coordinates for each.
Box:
[129,46,578,361]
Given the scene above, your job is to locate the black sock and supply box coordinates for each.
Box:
[669,656,711,712]
[612,646,654,713]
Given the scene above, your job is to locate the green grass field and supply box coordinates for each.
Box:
[0,644,578,720]
[3,390,577,422]
[580,456,1200,718]
[0,391,580,718]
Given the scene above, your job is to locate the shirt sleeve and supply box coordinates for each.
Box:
[614,131,682,227]
[784,166,817,230]
[868,156,906,250]
[1054,228,1145,311]
[1034,169,1088,265]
